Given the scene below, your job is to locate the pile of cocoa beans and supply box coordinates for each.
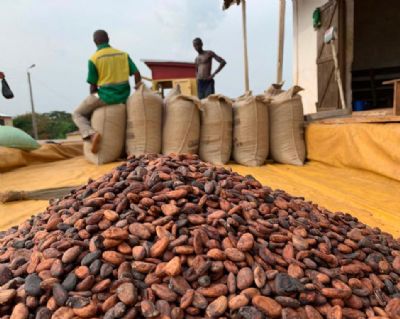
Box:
[0,154,400,319]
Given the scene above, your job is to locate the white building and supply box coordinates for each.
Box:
[0,113,13,126]
[292,0,400,115]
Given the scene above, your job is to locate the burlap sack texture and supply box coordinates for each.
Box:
[232,92,269,166]
[199,94,233,165]
[268,85,306,166]
[84,104,126,165]
[126,83,163,156]
[264,82,285,98]
[162,86,201,155]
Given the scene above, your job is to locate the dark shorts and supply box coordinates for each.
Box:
[197,79,215,99]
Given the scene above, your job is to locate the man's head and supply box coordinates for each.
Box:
[193,38,203,53]
[93,30,109,46]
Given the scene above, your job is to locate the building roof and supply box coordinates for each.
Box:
[141,59,194,65]
[0,113,12,118]
[142,59,196,81]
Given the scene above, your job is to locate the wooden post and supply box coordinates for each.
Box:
[383,79,400,115]
[27,71,39,139]
[241,0,250,92]
[330,42,346,109]
[395,81,400,115]
[277,0,286,84]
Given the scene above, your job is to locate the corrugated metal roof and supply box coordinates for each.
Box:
[0,113,12,118]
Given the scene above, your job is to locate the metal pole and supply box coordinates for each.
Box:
[27,71,39,139]
[276,0,286,84]
[241,0,250,92]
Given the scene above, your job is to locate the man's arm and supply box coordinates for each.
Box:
[210,51,226,79]
[128,56,142,88]
[90,84,98,94]
[87,60,98,94]
[134,71,142,87]
[194,57,198,77]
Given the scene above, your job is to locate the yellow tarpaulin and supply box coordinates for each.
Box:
[0,141,83,173]
[230,162,400,238]
[306,123,400,182]
[0,157,120,229]
[1,155,399,238]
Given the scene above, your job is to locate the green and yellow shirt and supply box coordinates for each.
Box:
[87,43,138,104]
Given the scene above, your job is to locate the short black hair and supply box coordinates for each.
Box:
[93,30,109,44]
[193,37,203,44]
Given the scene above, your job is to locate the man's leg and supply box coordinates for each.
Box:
[209,79,215,95]
[204,79,215,98]
[197,80,205,99]
[72,94,105,152]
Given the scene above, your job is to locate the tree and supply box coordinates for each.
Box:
[13,111,77,140]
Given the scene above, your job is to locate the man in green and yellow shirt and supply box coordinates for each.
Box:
[73,30,141,153]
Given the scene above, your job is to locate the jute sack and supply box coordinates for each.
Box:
[84,104,126,165]
[199,94,233,165]
[126,83,163,156]
[232,92,269,166]
[269,86,306,166]
[162,88,201,155]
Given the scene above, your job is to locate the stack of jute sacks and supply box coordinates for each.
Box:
[84,83,306,167]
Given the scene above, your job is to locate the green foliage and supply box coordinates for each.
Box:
[13,111,77,140]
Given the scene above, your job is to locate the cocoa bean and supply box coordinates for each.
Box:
[25,274,42,296]
[180,289,194,309]
[72,300,97,318]
[229,294,249,310]
[61,246,81,264]
[197,284,228,297]
[205,296,228,317]
[252,295,282,318]
[151,283,178,302]
[237,267,253,290]
[10,303,29,319]
[0,289,16,305]
[0,154,398,318]
[164,256,181,276]
[0,265,13,285]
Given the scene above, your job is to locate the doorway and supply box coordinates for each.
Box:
[351,0,400,111]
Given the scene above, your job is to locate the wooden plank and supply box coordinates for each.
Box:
[395,81,400,115]
[330,42,346,109]
[305,108,351,122]
[0,186,77,203]
[383,79,400,85]
[352,108,393,117]
[313,115,400,124]
[382,79,400,115]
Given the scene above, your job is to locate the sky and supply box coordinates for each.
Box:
[0,0,293,117]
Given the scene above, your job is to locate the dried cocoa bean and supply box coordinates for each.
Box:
[0,154,398,318]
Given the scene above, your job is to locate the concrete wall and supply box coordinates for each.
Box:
[292,0,328,114]
[353,0,400,71]
[0,118,13,126]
